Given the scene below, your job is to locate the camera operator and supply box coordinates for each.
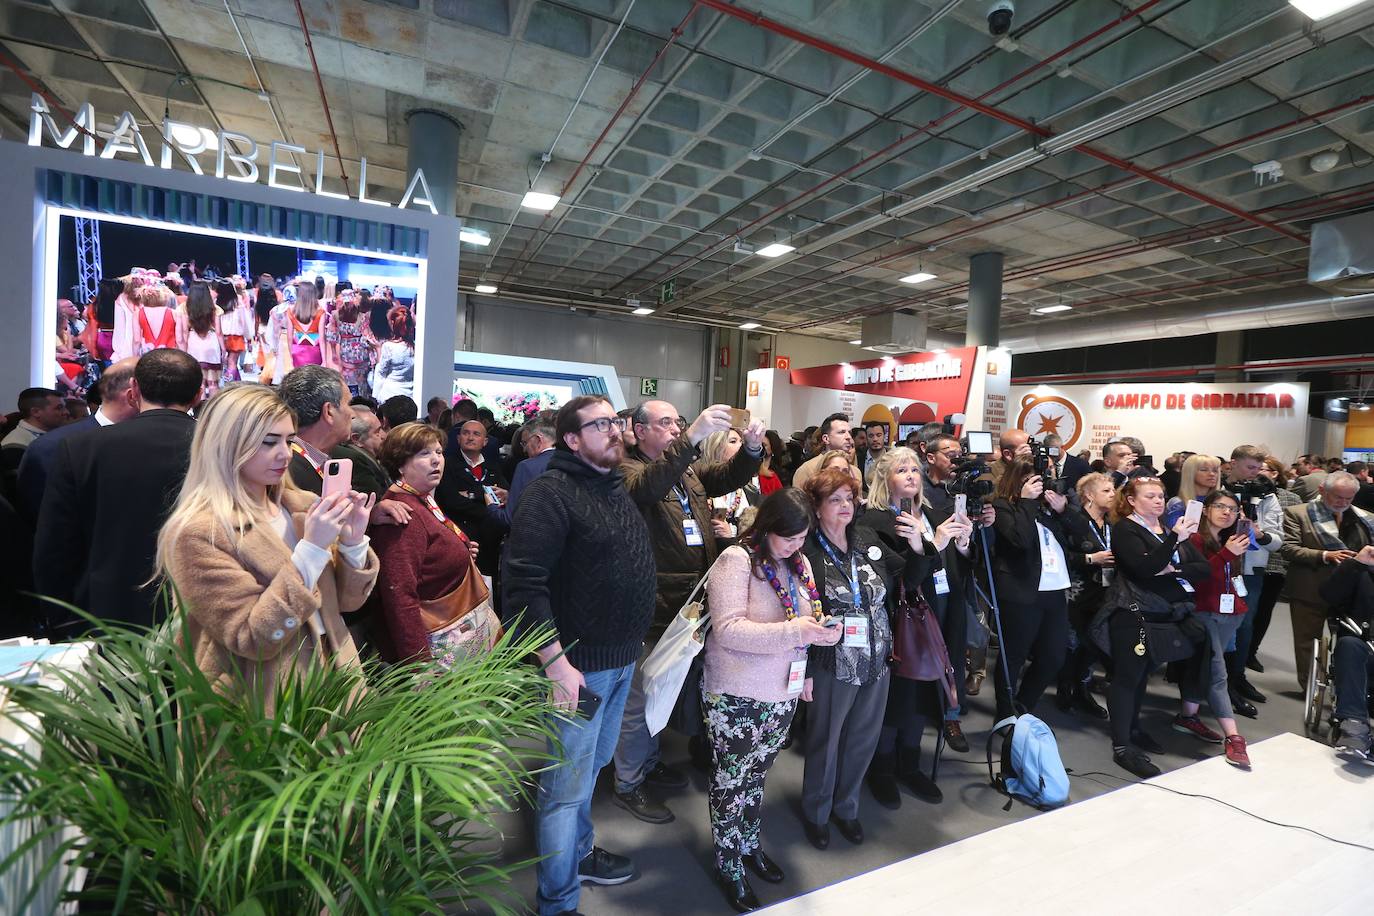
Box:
[990,429,1032,486]
[1103,439,1148,488]
[1222,445,1283,712]
[988,458,1092,720]
[1047,433,1090,500]
[924,433,996,751]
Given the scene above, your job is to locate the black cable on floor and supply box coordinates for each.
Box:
[1066,769,1374,854]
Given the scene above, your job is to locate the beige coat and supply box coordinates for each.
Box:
[168,488,379,713]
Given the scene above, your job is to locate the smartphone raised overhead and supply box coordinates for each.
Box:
[964,430,994,456]
[726,407,751,429]
[321,458,353,502]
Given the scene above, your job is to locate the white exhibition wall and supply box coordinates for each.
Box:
[1007,381,1311,463]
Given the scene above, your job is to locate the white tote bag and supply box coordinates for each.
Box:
[640,558,721,736]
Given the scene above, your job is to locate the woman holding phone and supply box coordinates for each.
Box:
[1177,489,1253,768]
[702,428,762,540]
[1107,477,1205,778]
[800,469,931,850]
[702,489,841,912]
[1057,471,1116,719]
[988,459,1089,721]
[859,447,970,806]
[1165,454,1221,526]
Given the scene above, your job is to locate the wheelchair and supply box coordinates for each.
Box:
[1303,624,1336,742]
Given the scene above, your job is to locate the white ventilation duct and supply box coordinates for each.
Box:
[923,286,1374,354]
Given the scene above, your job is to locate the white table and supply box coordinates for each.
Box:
[764,732,1374,916]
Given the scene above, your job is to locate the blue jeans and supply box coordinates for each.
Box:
[1227,572,1265,677]
[536,662,635,916]
[1333,636,1374,723]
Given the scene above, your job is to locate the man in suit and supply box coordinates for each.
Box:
[1281,472,1374,689]
[1291,454,1328,502]
[1345,461,1374,513]
[493,410,556,526]
[33,349,201,634]
[15,358,140,525]
[330,405,390,498]
[855,419,889,485]
[436,419,510,582]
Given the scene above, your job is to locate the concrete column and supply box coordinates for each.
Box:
[966,251,1003,348]
[1214,330,1245,382]
[405,109,463,217]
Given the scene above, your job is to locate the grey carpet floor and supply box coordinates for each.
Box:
[483,603,1324,915]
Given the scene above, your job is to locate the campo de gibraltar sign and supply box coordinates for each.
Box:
[26,94,440,214]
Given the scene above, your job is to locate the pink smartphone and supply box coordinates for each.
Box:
[322,458,353,501]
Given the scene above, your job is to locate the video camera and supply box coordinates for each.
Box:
[1231,474,1276,520]
[947,456,995,520]
[1029,436,1069,494]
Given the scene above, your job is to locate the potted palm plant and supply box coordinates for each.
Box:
[0,616,557,914]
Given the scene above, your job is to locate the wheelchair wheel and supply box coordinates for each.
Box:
[1303,636,1331,737]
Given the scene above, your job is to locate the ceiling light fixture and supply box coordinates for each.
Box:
[631,306,656,316]
[474,283,497,294]
[1359,401,1372,412]
[1034,304,1073,314]
[739,321,761,330]
[899,271,936,284]
[755,243,795,258]
[849,339,862,345]
[1289,0,1367,20]
[459,227,491,246]
[521,190,561,211]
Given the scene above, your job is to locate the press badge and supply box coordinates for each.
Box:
[1219,594,1236,614]
[1232,576,1248,597]
[786,660,807,696]
[843,616,868,648]
[933,568,951,595]
[682,518,705,546]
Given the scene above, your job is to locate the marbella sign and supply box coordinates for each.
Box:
[26,94,439,214]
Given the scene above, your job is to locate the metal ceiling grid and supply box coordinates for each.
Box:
[2,0,1374,340]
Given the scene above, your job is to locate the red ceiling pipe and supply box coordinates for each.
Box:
[622,0,1170,294]
[0,47,96,139]
[1014,354,1374,385]
[497,2,702,285]
[294,0,349,193]
[694,0,1307,246]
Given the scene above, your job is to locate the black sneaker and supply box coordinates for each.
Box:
[1113,747,1161,779]
[578,846,636,885]
[613,786,674,824]
[644,760,689,789]
[1130,728,1164,755]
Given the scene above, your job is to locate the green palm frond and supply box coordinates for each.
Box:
[0,609,559,915]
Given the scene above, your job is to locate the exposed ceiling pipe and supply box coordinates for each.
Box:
[0,46,95,138]
[293,0,348,194]
[665,0,1374,314]
[932,287,1374,355]
[1015,353,1374,385]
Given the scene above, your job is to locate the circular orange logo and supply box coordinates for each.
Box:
[1016,393,1084,450]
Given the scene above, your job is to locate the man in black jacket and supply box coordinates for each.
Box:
[504,395,655,916]
[33,349,201,634]
[1320,546,1374,762]
[611,399,763,824]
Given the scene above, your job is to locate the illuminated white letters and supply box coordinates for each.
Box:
[398,168,439,215]
[267,141,307,192]
[28,95,97,157]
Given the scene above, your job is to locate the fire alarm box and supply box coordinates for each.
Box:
[719,346,730,368]
[758,349,771,369]
[775,356,791,370]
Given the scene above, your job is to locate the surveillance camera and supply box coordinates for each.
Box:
[988,0,1014,37]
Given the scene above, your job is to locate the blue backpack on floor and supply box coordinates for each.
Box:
[986,713,1070,810]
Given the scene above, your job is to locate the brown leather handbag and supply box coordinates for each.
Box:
[419,557,502,670]
[891,581,959,710]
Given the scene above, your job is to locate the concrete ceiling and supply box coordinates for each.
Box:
[5,0,1374,343]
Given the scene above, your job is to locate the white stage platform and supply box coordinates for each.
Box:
[764,733,1374,915]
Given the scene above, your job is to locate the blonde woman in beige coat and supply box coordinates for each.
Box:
[154,384,379,714]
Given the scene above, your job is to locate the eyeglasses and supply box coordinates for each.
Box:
[579,416,627,435]
[649,416,687,431]
[1211,504,1239,515]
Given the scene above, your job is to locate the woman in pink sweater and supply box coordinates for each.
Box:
[703,488,841,913]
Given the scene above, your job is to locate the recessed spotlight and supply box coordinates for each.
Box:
[1289,0,1366,20]
[739,321,761,330]
[755,243,795,258]
[848,339,862,345]
[1034,304,1072,314]
[474,283,497,294]
[521,190,561,211]
[632,306,655,316]
[899,271,936,284]
[459,228,491,246]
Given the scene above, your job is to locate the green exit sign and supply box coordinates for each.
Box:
[640,378,659,397]
[659,278,676,304]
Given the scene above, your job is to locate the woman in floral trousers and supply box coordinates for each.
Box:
[703,489,840,913]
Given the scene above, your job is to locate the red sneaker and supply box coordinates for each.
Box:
[1171,714,1223,744]
[1224,735,1251,769]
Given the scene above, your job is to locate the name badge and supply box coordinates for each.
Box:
[933,568,951,595]
[843,616,868,648]
[682,518,705,547]
[1177,578,1195,594]
[1101,568,1116,587]
[1041,551,1061,574]
[1232,576,1248,597]
[1219,593,1236,614]
[786,659,807,696]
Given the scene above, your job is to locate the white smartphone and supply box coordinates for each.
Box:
[1183,499,1204,527]
[954,494,968,519]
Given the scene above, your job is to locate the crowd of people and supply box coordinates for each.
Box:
[3,341,1374,916]
[51,263,415,405]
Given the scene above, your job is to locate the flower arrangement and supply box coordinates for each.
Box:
[451,386,563,425]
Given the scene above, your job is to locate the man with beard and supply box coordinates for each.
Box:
[504,396,656,916]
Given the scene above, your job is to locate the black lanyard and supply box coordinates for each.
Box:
[1088,517,1111,551]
